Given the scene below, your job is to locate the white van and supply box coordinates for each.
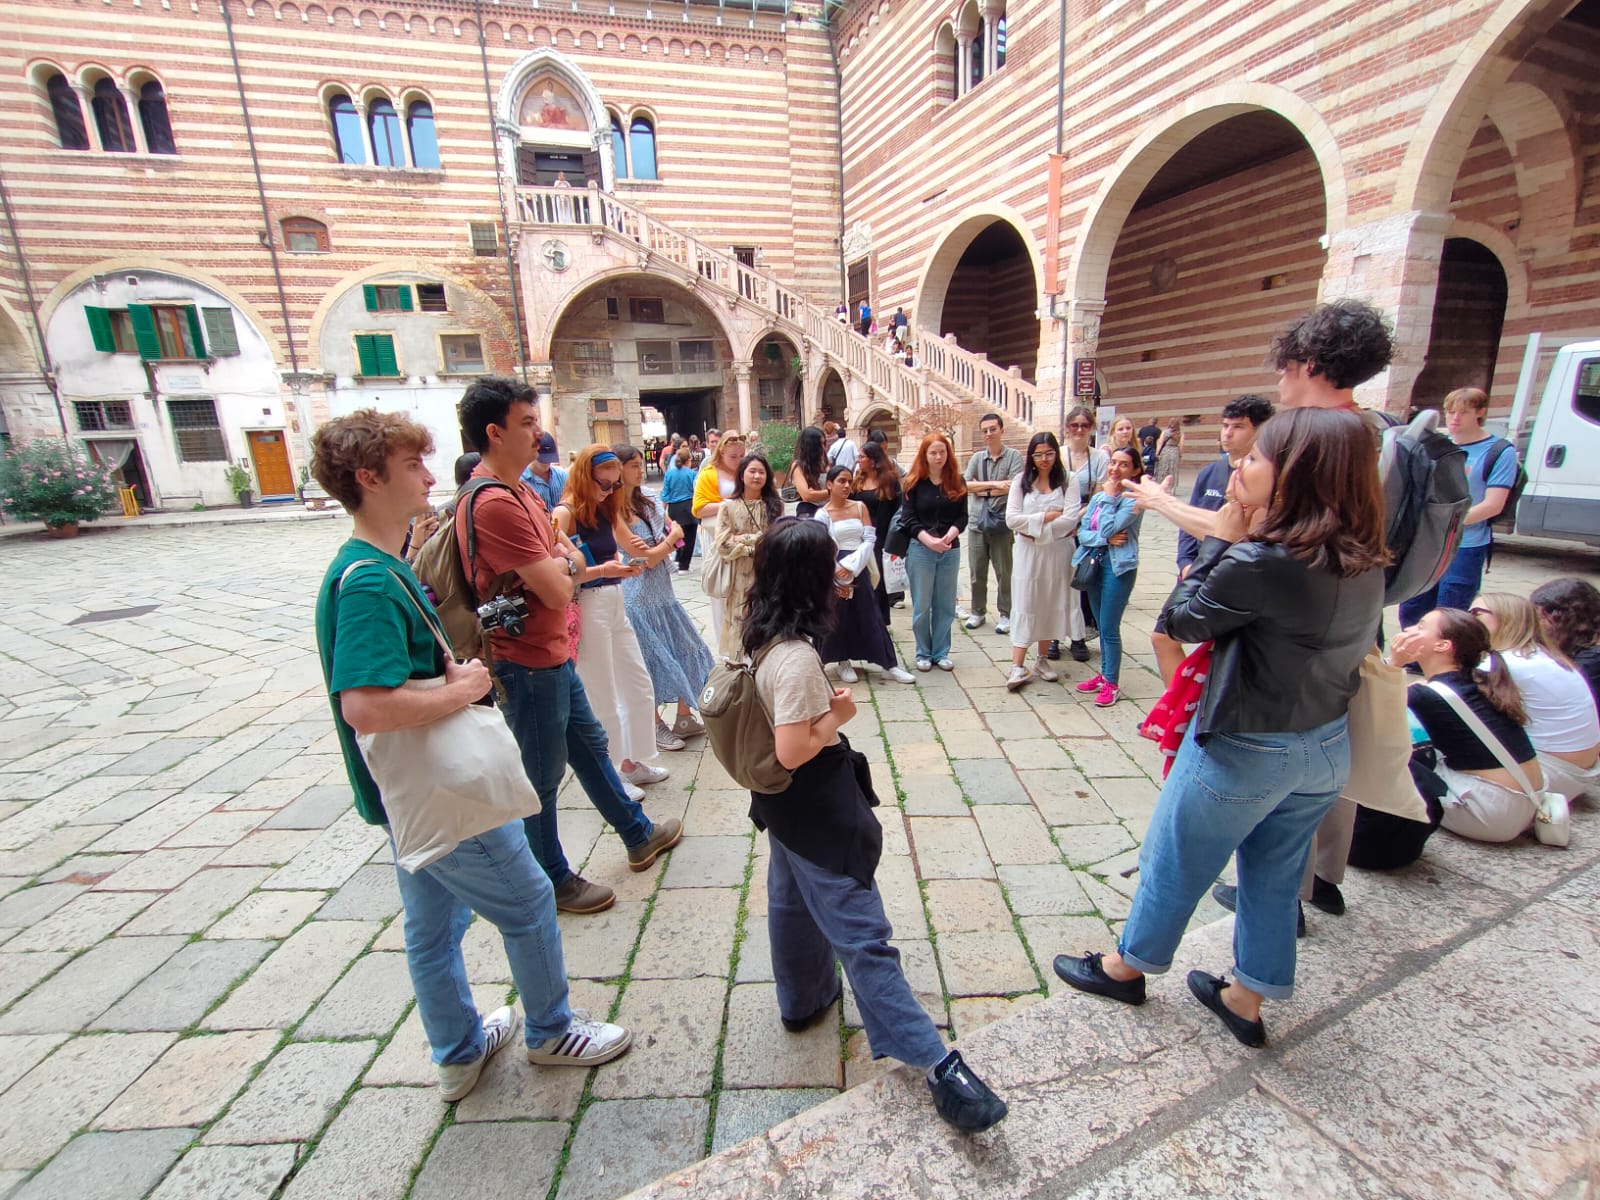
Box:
[1496,336,1600,548]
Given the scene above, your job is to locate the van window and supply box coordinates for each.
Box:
[1576,358,1600,427]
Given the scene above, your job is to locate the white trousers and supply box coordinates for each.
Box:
[1437,764,1536,844]
[576,585,658,767]
[1537,752,1600,802]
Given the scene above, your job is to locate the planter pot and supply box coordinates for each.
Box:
[237,491,254,508]
[45,522,80,539]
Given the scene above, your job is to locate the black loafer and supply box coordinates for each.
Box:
[927,1049,1007,1133]
[1210,884,1306,939]
[1046,640,1062,661]
[1052,951,1146,1006]
[1309,876,1346,916]
[781,984,841,1033]
[1068,640,1090,662]
[1186,970,1266,1048]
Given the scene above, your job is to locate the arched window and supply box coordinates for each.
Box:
[610,113,628,179]
[138,80,175,155]
[995,14,1007,69]
[91,78,135,153]
[46,73,88,150]
[406,100,439,169]
[628,115,657,180]
[970,26,985,89]
[368,98,404,167]
[329,93,365,164]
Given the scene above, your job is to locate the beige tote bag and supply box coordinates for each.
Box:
[1342,649,1429,821]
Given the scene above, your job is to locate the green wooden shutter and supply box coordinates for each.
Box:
[184,306,207,358]
[362,284,379,312]
[354,334,378,375]
[85,306,116,352]
[127,304,162,360]
[373,335,399,376]
[397,286,413,312]
[202,308,240,356]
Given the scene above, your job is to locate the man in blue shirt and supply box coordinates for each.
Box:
[1398,385,1519,626]
[520,432,568,512]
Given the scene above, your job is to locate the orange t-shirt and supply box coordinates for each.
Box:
[459,466,569,670]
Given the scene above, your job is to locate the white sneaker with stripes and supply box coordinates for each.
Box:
[526,1009,633,1067]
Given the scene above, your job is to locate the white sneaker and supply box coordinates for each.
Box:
[1006,665,1031,691]
[915,657,933,672]
[439,1006,516,1101]
[995,617,1011,635]
[1033,656,1059,683]
[893,599,906,609]
[837,663,859,683]
[622,779,646,802]
[963,614,985,630]
[623,761,670,786]
[886,666,916,684]
[526,1009,633,1067]
[936,658,955,672]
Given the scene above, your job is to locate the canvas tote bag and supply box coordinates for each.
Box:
[1342,649,1429,821]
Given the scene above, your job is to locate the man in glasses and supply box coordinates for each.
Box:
[962,413,1023,634]
[457,377,684,916]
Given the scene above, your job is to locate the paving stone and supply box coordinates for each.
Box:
[973,804,1061,864]
[711,1087,837,1153]
[91,846,223,893]
[555,1098,710,1200]
[1056,823,1137,866]
[555,900,646,980]
[659,835,751,889]
[161,811,269,848]
[5,880,153,951]
[630,887,739,980]
[889,741,949,775]
[259,811,383,891]
[39,853,140,885]
[907,816,995,879]
[0,823,120,877]
[0,1031,176,1169]
[934,928,1039,996]
[1075,872,1133,921]
[998,863,1096,916]
[87,793,225,854]
[120,867,271,936]
[923,878,1014,933]
[1093,774,1162,821]
[1064,737,1146,778]
[952,759,1030,805]
[0,882,85,928]
[682,787,758,836]
[313,864,401,922]
[0,935,186,1034]
[203,1039,374,1146]
[96,938,273,1031]
[146,1143,300,1200]
[260,785,353,831]
[948,992,1044,1039]
[96,1029,280,1129]
[720,982,842,1089]
[940,729,1002,759]
[1018,768,1115,825]
[102,738,215,778]
[203,920,378,1030]
[205,890,325,940]
[72,788,177,827]
[209,830,319,867]
[896,772,968,816]
[0,1033,67,1095]
[733,908,774,983]
[361,983,504,1088]
[592,976,726,1099]
[279,1086,442,1200]
[0,950,70,1009]
[1021,915,1118,994]
[412,1121,568,1200]
[453,980,612,1122]
[294,951,412,1039]
[842,1027,899,1091]
[9,1129,195,1200]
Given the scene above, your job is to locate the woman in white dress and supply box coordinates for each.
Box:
[1004,432,1081,690]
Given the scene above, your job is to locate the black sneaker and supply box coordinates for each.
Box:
[1046,640,1062,661]
[1309,876,1346,916]
[1186,970,1266,1048]
[927,1050,1007,1133]
[1068,640,1090,662]
[1210,883,1305,938]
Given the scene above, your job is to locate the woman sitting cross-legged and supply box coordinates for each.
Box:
[742,517,1007,1133]
[1052,409,1387,1048]
[1389,608,1546,842]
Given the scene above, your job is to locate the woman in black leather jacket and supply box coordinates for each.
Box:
[1053,409,1387,1047]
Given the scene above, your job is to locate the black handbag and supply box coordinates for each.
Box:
[884,507,911,557]
[1071,547,1104,591]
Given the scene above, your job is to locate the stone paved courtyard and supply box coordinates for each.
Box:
[0,515,1593,1200]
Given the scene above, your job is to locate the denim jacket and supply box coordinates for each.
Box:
[1073,492,1142,576]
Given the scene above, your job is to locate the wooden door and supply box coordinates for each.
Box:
[247,430,295,498]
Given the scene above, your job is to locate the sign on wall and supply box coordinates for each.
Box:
[1073,357,1097,398]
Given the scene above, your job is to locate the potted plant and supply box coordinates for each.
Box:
[225,460,255,508]
[759,421,799,491]
[0,438,119,537]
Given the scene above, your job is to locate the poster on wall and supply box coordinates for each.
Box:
[1097,406,1116,445]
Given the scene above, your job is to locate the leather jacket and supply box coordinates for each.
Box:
[1162,537,1382,739]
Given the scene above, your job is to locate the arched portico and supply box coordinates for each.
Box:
[912,206,1044,382]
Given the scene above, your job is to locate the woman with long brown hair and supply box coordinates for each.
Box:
[1054,409,1388,1048]
[692,432,747,638]
[852,439,903,618]
[1389,607,1546,840]
[898,431,968,671]
[551,446,664,798]
[712,452,781,657]
[1056,404,1108,663]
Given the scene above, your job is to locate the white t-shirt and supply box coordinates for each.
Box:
[1502,648,1600,753]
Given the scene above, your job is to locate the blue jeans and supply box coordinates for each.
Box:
[1397,541,1490,628]
[767,838,947,1068]
[493,659,653,887]
[392,820,572,1062]
[906,540,959,662]
[1086,566,1137,683]
[1119,716,1349,999]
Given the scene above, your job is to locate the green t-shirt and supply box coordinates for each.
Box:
[314,538,443,825]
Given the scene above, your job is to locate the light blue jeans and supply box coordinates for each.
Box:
[392,819,572,1063]
[906,540,960,662]
[1119,716,1349,999]
[1086,566,1136,683]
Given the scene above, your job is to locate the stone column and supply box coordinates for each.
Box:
[1319,210,1451,416]
[122,85,148,154]
[76,83,103,152]
[955,35,973,98]
[734,362,754,432]
[532,362,555,439]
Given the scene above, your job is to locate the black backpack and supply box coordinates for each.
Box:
[1377,411,1471,606]
[1479,437,1528,533]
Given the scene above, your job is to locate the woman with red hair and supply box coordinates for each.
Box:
[898,431,968,671]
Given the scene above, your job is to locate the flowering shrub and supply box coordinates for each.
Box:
[0,439,120,529]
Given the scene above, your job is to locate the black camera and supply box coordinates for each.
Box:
[477,593,529,638]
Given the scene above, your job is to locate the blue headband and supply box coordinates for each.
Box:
[591,451,618,466]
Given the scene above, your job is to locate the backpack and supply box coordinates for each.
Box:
[699,642,792,793]
[1479,437,1528,533]
[1376,411,1471,606]
[411,477,522,661]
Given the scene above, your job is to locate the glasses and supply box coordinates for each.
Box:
[1031,449,1057,460]
[1067,422,1092,431]
[596,479,620,494]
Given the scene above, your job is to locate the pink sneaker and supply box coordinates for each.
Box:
[1094,682,1120,707]
[1075,674,1105,694]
